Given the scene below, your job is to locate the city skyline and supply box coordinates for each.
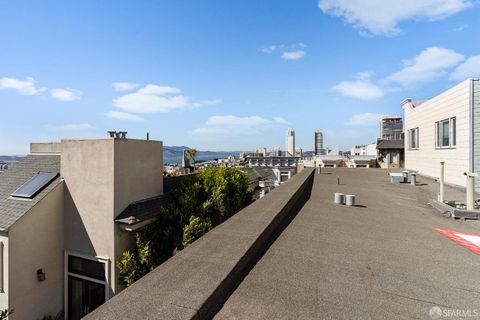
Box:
[1,1,480,155]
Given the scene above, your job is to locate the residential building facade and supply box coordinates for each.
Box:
[402,78,480,189]
[350,143,376,156]
[0,135,164,319]
[380,116,403,140]
[377,116,404,168]
[295,147,303,159]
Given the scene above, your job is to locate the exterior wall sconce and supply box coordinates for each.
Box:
[37,269,46,282]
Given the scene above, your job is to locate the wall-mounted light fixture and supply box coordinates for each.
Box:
[37,269,45,282]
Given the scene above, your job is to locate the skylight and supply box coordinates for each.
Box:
[11,172,59,199]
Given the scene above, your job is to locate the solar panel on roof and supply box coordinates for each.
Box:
[11,172,59,199]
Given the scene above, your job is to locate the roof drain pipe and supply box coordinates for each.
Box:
[438,161,445,202]
[465,172,478,210]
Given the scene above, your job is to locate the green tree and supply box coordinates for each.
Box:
[117,167,253,286]
[200,167,253,225]
[182,215,212,247]
[116,233,155,287]
[184,148,198,168]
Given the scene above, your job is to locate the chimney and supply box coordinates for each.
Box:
[108,131,128,139]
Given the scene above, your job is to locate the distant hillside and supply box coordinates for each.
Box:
[163,146,243,164]
[163,146,191,157]
[0,156,24,162]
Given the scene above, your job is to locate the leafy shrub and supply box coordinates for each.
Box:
[117,167,253,286]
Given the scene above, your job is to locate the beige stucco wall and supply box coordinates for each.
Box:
[403,79,471,187]
[62,138,116,297]
[62,138,163,295]
[7,182,64,320]
[113,139,163,292]
[0,234,8,313]
[30,142,62,154]
[113,139,163,217]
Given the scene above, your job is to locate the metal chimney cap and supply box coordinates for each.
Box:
[108,131,128,139]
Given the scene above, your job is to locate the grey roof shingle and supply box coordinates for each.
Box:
[115,194,172,225]
[241,167,276,184]
[377,139,405,149]
[0,155,61,231]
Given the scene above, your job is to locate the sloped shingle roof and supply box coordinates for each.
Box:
[115,194,172,225]
[377,139,404,149]
[0,155,61,231]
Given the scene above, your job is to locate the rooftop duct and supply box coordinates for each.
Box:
[108,131,128,139]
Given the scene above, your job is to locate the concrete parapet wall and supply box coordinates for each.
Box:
[86,168,314,320]
[30,142,61,154]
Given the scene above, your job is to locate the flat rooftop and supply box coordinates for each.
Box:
[216,168,480,319]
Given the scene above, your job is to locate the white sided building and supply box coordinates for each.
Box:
[402,78,480,190]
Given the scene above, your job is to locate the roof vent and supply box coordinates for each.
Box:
[108,131,128,139]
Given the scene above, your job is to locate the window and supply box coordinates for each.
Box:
[435,117,456,148]
[67,255,108,319]
[408,128,419,149]
[68,256,106,281]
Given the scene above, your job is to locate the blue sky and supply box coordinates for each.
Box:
[1,0,480,154]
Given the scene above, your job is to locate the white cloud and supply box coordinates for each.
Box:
[105,111,144,121]
[355,71,374,81]
[137,84,181,95]
[333,47,469,101]
[261,43,307,60]
[273,117,291,125]
[454,24,468,31]
[345,113,382,126]
[281,50,306,60]
[0,77,46,95]
[261,45,278,54]
[450,55,480,81]
[46,123,93,131]
[318,0,473,36]
[332,80,383,100]
[189,115,283,139]
[385,47,464,87]
[113,84,221,114]
[112,82,140,92]
[50,88,83,101]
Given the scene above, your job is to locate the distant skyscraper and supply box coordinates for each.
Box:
[315,130,324,155]
[380,116,403,140]
[285,128,295,157]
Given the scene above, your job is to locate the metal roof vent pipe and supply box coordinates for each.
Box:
[334,193,345,205]
[346,194,355,206]
[410,173,417,186]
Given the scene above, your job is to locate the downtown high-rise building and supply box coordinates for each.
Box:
[285,128,295,157]
[314,130,324,155]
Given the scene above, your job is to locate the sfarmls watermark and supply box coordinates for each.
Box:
[430,306,480,319]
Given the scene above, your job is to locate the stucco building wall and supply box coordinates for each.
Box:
[62,138,164,296]
[8,183,64,319]
[0,235,8,312]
